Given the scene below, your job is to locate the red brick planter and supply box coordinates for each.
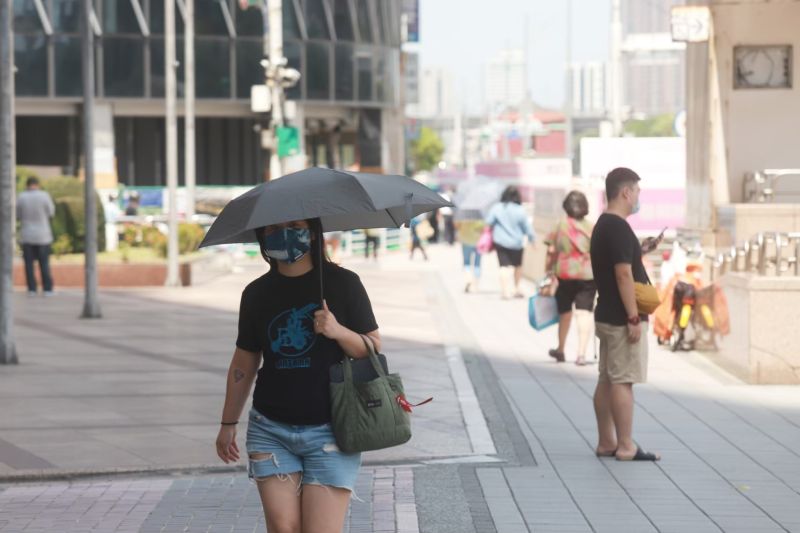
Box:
[13,260,192,288]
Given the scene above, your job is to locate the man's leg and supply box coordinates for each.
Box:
[21,244,37,293]
[610,383,636,457]
[38,245,54,293]
[593,381,617,455]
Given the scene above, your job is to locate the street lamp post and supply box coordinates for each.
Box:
[0,0,18,364]
[185,0,195,219]
[81,0,101,318]
[165,0,179,286]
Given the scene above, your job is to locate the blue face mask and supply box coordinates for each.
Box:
[262,227,312,264]
[632,199,641,215]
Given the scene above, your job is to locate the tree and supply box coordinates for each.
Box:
[623,113,676,137]
[410,127,444,172]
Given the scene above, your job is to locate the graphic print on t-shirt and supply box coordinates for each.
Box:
[268,303,318,369]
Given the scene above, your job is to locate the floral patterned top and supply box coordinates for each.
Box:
[545,218,594,280]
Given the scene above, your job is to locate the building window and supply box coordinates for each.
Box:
[13,0,44,32]
[356,49,372,101]
[333,0,354,41]
[103,0,140,34]
[195,0,228,35]
[14,34,48,96]
[335,43,354,100]
[52,0,81,33]
[283,0,301,39]
[284,40,302,99]
[55,36,83,97]
[149,0,185,34]
[237,39,264,99]
[355,0,373,43]
[304,0,330,39]
[150,37,185,98]
[375,54,385,102]
[306,41,330,100]
[374,0,389,45]
[196,39,231,98]
[104,37,145,96]
[235,3,263,36]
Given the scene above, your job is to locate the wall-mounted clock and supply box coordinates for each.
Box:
[734,45,792,89]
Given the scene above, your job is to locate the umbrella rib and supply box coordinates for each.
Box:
[386,208,402,228]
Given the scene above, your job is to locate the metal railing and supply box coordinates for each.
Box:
[713,232,800,277]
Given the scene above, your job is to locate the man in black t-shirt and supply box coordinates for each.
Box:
[589,167,661,462]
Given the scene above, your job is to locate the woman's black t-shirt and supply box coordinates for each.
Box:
[236,262,378,425]
[590,213,649,326]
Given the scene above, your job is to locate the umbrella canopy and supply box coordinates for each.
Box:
[454,180,504,220]
[199,167,452,248]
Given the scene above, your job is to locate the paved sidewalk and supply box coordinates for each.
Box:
[1,243,800,532]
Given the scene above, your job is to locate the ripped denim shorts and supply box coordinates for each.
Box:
[245,408,361,491]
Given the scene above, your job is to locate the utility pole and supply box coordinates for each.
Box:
[184,0,195,218]
[564,0,574,170]
[267,0,284,180]
[165,0,179,286]
[610,0,623,136]
[81,0,101,318]
[0,0,18,364]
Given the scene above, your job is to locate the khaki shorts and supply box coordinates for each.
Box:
[596,322,649,384]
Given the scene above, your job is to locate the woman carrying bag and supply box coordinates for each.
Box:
[544,191,596,366]
[215,217,380,533]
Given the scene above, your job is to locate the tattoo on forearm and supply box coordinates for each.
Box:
[233,369,245,383]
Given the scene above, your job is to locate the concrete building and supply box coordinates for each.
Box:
[570,62,608,117]
[621,0,685,117]
[12,0,405,189]
[485,49,526,112]
[413,66,455,119]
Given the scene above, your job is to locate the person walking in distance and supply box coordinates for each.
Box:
[545,191,596,365]
[485,186,535,299]
[363,228,380,261]
[17,177,56,295]
[216,218,380,533]
[590,168,661,461]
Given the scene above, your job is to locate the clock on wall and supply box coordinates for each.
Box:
[734,45,793,89]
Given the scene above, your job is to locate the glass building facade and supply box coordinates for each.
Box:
[12,0,403,185]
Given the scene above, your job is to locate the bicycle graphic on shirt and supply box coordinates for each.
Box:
[268,303,318,357]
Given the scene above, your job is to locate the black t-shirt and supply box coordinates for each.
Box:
[590,213,649,326]
[236,262,379,425]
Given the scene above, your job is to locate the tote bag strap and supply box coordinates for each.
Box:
[342,335,387,384]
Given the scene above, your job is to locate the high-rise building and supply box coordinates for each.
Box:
[620,0,685,116]
[485,49,527,112]
[413,67,455,119]
[570,62,608,116]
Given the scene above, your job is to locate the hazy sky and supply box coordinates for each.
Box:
[415,0,610,113]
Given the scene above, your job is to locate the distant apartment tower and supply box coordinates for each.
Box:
[621,0,685,116]
[404,51,420,105]
[485,49,527,112]
[415,66,455,119]
[570,62,608,116]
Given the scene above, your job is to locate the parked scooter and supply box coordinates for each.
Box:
[670,280,717,352]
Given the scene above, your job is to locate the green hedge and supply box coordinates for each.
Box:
[15,168,106,254]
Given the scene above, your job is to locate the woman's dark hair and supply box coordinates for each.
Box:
[501,186,522,205]
[255,218,330,270]
[562,190,589,220]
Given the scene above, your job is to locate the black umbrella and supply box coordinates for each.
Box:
[198,167,453,304]
[199,167,451,247]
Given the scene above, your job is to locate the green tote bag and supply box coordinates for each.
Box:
[329,336,412,453]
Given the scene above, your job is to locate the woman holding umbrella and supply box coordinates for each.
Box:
[216,217,380,533]
[206,168,451,533]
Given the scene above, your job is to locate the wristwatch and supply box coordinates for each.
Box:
[627,315,641,326]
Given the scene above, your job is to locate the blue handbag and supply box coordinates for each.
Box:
[528,293,559,331]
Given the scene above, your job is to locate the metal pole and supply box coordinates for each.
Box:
[610,0,623,136]
[564,0,573,169]
[81,0,101,318]
[184,0,195,218]
[268,0,284,180]
[165,0,180,286]
[0,0,18,364]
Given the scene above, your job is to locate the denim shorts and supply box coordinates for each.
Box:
[245,408,361,491]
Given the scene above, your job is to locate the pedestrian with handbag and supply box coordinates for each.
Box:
[545,191,596,365]
[485,186,535,299]
[590,167,662,462]
[216,217,381,533]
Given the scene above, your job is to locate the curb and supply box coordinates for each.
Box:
[0,463,246,484]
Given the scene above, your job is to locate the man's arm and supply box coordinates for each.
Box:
[614,263,641,342]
